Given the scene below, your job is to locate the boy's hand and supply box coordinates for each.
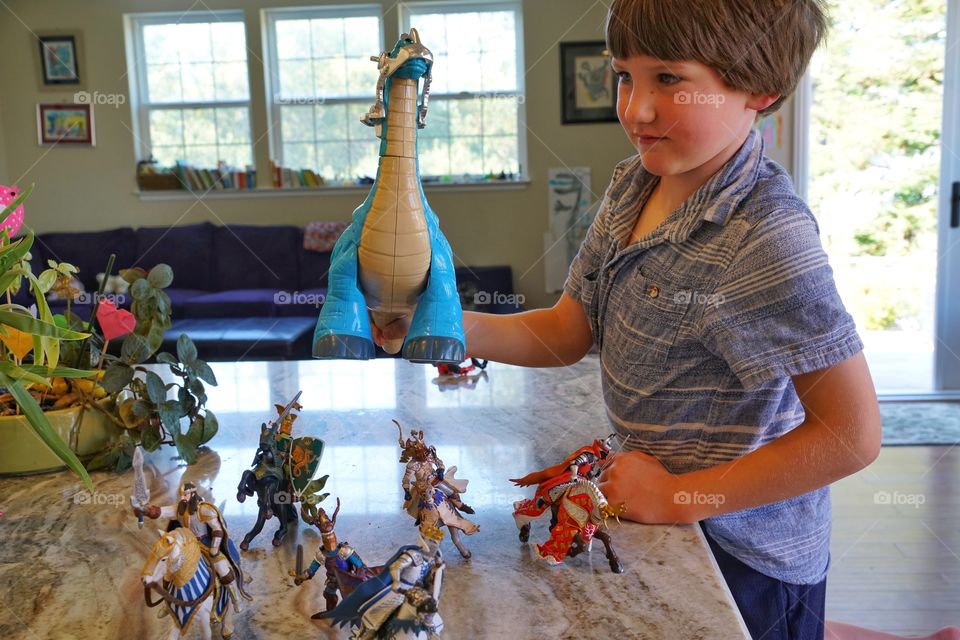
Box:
[598,451,690,524]
[371,315,412,351]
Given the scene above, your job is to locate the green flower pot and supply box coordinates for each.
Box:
[0,403,123,476]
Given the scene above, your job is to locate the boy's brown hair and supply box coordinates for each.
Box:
[606,0,828,115]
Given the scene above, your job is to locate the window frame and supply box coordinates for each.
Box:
[124,10,255,167]
[262,4,385,176]
[398,0,528,180]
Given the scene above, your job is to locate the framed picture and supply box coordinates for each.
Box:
[560,41,618,125]
[37,103,95,146]
[38,35,80,85]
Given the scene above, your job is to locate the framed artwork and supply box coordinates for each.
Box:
[560,41,617,125]
[38,35,80,85]
[37,103,95,146]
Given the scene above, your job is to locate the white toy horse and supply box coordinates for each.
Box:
[141,527,234,639]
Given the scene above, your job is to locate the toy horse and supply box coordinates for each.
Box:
[312,28,465,365]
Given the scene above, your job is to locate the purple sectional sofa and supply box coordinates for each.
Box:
[28,222,520,360]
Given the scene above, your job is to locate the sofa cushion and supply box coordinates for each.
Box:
[35,227,137,290]
[214,225,300,291]
[135,222,216,291]
[297,245,332,291]
[180,289,280,319]
[161,317,315,360]
[165,288,210,317]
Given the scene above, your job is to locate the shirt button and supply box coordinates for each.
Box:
[647,284,660,298]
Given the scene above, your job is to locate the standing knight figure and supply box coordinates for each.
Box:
[135,482,251,611]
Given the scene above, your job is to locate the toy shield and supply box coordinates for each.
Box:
[288,436,324,493]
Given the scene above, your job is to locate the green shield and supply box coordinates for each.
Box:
[287,436,324,494]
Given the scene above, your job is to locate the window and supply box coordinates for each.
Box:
[125,11,253,169]
[400,1,526,180]
[263,6,384,181]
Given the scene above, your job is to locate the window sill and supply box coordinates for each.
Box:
[134,179,531,201]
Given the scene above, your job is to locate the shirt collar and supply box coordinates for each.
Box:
[608,128,765,246]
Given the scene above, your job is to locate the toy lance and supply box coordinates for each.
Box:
[130,445,149,529]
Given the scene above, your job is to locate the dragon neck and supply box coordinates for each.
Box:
[379,77,420,160]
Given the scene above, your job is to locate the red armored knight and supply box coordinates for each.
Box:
[511,435,625,573]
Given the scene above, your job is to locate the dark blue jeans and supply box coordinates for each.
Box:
[702,524,827,640]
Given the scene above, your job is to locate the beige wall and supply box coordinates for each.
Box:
[0,0,795,309]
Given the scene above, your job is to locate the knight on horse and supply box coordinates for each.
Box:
[135,482,252,614]
[396,420,478,559]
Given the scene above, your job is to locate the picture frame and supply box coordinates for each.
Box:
[37,103,95,146]
[38,35,80,85]
[560,41,618,125]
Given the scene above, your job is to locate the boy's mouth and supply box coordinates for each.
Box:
[638,135,666,145]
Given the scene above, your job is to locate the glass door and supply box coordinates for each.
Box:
[934,0,960,390]
[808,0,953,394]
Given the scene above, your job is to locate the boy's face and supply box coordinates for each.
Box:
[611,55,775,181]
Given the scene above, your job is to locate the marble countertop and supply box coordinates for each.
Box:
[0,356,748,639]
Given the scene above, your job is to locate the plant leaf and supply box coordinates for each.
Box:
[120,332,152,364]
[200,410,218,444]
[0,310,89,340]
[155,351,177,365]
[101,362,134,393]
[192,360,217,386]
[130,278,150,300]
[176,334,197,367]
[147,264,174,289]
[0,370,93,491]
[145,371,167,404]
[140,421,162,451]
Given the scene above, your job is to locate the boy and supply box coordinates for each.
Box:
[376,2,955,638]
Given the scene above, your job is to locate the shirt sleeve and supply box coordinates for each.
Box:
[700,207,864,389]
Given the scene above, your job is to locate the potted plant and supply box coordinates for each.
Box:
[0,185,218,486]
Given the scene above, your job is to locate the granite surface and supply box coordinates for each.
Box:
[0,356,748,639]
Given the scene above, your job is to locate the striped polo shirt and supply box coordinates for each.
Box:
[564,128,863,584]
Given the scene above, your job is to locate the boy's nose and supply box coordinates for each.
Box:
[621,88,656,124]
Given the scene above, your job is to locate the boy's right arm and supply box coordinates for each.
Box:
[462,292,593,367]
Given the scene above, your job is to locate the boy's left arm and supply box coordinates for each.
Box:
[599,351,882,524]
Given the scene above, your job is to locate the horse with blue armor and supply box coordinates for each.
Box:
[141,524,251,640]
[312,28,465,365]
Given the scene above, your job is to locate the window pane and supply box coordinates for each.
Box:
[178,23,213,62]
[421,99,450,138]
[481,48,517,92]
[482,98,518,136]
[419,137,451,177]
[445,13,481,56]
[281,105,315,143]
[310,19,344,58]
[149,109,183,146]
[142,24,179,64]
[483,135,518,174]
[449,99,482,136]
[152,145,185,166]
[278,60,313,100]
[211,22,247,62]
[346,56,378,96]
[141,18,249,105]
[316,104,350,140]
[276,19,311,60]
[147,64,182,103]
[183,109,217,144]
[449,137,483,175]
[215,108,250,144]
[346,103,373,143]
[349,140,378,178]
[314,57,348,97]
[317,141,350,179]
[447,49,482,92]
[182,63,216,101]
[215,62,249,100]
[184,144,219,167]
[343,17,380,57]
[284,142,316,170]
[220,144,252,168]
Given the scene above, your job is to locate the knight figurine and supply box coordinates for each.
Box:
[135,482,252,611]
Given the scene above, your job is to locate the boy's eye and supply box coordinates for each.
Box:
[658,73,681,85]
[615,71,631,83]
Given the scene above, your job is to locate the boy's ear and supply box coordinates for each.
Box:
[746,92,781,113]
